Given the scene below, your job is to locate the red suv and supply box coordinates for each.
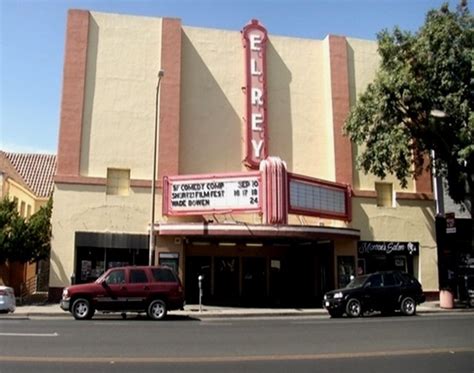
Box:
[60,266,185,320]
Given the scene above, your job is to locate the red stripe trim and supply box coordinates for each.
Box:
[57,10,90,177]
[328,35,352,185]
[158,18,182,182]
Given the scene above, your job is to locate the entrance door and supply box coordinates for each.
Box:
[242,257,266,305]
[269,258,284,304]
[185,256,211,304]
[214,257,239,303]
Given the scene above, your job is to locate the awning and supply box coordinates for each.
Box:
[157,222,360,240]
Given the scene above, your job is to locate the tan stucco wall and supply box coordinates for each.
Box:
[50,183,163,287]
[352,197,438,290]
[267,36,334,179]
[179,27,335,180]
[81,12,162,180]
[346,37,415,193]
[179,26,242,174]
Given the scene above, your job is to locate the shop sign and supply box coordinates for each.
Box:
[163,172,262,216]
[358,241,419,256]
[242,19,268,169]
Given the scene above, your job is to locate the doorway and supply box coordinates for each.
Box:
[242,257,266,305]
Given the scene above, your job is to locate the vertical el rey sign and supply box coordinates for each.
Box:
[242,20,268,169]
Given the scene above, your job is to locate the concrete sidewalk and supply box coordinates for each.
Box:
[2,301,474,319]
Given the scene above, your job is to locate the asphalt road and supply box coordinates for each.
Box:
[1,313,473,372]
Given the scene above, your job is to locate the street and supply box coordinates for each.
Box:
[0,313,473,372]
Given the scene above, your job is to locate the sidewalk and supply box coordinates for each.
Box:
[2,301,473,319]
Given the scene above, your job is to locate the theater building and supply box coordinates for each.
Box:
[49,10,438,304]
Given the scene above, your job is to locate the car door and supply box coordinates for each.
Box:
[363,274,384,311]
[96,269,128,311]
[126,269,151,310]
[381,272,402,310]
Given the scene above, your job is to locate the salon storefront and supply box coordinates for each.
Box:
[357,241,419,276]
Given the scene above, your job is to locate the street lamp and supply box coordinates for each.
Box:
[149,69,165,266]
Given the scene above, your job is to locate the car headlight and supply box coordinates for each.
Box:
[62,288,69,299]
[324,294,327,300]
[334,292,343,299]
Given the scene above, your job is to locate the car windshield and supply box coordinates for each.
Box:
[345,275,370,289]
[95,272,107,283]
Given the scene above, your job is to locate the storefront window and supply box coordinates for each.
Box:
[159,252,179,274]
[75,246,147,284]
[357,241,419,276]
[337,256,355,288]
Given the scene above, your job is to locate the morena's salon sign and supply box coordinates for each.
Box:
[358,241,419,256]
[163,172,262,216]
[242,19,268,169]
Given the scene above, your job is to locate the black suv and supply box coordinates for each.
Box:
[323,271,425,318]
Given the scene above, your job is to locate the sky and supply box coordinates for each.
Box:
[0,0,463,155]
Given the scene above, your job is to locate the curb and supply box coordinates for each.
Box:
[1,308,473,320]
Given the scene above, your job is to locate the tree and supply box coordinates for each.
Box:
[26,198,52,262]
[0,197,52,264]
[344,1,473,217]
[0,198,20,263]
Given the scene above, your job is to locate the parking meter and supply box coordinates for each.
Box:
[198,275,204,312]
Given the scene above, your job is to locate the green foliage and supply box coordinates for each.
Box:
[345,1,473,213]
[0,197,52,264]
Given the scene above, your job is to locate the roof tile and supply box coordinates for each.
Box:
[3,152,57,198]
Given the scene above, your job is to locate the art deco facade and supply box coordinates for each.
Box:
[49,10,438,304]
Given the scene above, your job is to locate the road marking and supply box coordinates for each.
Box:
[200,322,234,326]
[0,347,472,363]
[0,332,58,337]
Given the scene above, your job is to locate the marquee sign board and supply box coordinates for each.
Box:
[288,173,351,221]
[242,19,268,169]
[163,172,262,216]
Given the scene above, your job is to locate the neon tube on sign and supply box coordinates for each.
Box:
[242,19,268,169]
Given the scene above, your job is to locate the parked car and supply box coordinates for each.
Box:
[323,271,425,318]
[0,286,16,314]
[60,266,185,320]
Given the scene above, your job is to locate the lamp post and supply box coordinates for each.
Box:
[149,69,165,266]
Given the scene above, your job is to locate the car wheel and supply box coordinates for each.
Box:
[71,298,94,320]
[400,297,416,316]
[147,299,167,320]
[346,298,362,317]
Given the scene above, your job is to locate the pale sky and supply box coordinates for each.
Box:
[0,0,462,154]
